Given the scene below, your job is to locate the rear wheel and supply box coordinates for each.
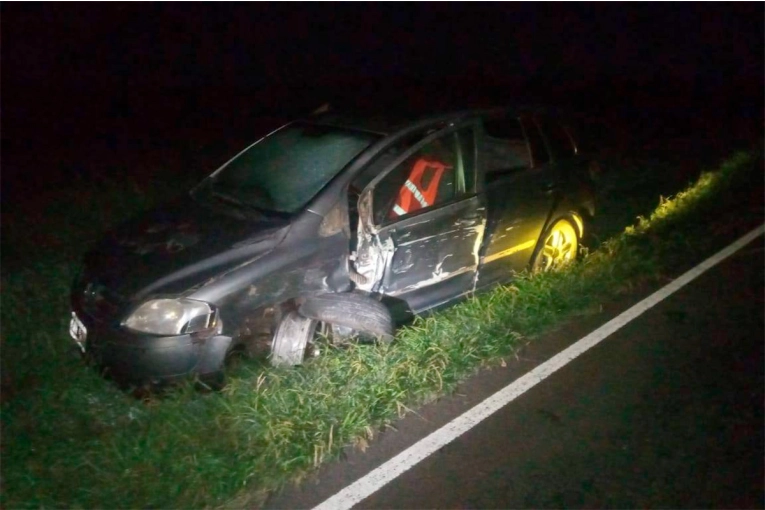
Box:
[530,218,580,273]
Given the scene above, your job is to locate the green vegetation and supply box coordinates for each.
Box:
[1,149,762,509]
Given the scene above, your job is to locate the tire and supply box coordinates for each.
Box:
[270,311,318,366]
[299,292,394,340]
[270,293,395,367]
[530,217,580,273]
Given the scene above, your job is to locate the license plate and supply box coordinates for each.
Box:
[69,312,87,352]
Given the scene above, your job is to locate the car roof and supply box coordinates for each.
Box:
[304,100,551,136]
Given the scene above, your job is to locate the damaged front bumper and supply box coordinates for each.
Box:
[70,309,232,385]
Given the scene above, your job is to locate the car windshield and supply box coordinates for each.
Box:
[207,122,378,214]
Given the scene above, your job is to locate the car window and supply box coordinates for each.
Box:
[537,115,577,160]
[352,131,427,192]
[521,117,550,168]
[372,128,474,225]
[460,127,477,193]
[209,122,378,213]
[482,116,531,173]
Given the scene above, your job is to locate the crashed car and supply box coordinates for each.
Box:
[70,106,596,385]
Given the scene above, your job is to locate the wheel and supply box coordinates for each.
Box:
[270,293,395,367]
[270,311,318,366]
[530,218,580,273]
[298,292,394,340]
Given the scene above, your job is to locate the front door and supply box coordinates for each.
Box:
[354,126,486,313]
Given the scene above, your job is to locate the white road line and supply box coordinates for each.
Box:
[312,223,765,510]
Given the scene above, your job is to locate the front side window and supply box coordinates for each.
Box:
[372,128,474,224]
[208,122,378,213]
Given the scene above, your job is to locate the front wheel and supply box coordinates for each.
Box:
[530,218,580,273]
[270,293,395,367]
[270,311,318,366]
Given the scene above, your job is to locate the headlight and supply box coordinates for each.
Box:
[122,298,218,335]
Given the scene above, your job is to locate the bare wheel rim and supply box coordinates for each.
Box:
[536,220,579,272]
[270,312,316,366]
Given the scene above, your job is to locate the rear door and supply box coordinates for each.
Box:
[535,114,597,211]
[474,114,560,288]
[353,125,486,313]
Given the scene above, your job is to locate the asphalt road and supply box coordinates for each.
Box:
[267,233,764,509]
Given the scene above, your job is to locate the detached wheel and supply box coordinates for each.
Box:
[531,218,580,273]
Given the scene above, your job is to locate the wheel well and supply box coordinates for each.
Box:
[570,211,585,239]
[230,301,292,358]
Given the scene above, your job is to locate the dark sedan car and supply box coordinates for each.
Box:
[69,106,596,385]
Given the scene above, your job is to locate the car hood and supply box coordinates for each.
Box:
[81,198,291,301]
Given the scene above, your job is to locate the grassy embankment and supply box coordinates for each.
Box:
[1,147,762,509]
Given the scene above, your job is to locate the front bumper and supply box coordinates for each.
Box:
[70,309,231,385]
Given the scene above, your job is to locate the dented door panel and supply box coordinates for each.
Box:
[356,196,486,313]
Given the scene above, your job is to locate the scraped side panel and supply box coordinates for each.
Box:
[355,196,486,313]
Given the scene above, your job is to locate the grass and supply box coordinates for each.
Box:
[1,147,762,509]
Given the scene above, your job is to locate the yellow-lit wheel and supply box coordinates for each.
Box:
[531,218,580,273]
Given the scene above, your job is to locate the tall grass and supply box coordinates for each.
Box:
[1,149,761,509]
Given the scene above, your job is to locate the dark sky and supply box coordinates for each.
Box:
[7,4,761,90]
[2,3,763,185]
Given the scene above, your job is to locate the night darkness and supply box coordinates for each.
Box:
[2,3,763,215]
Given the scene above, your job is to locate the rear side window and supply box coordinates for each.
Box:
[482,116,531,172]
[537,116,577,160]
[521,117,550,168]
